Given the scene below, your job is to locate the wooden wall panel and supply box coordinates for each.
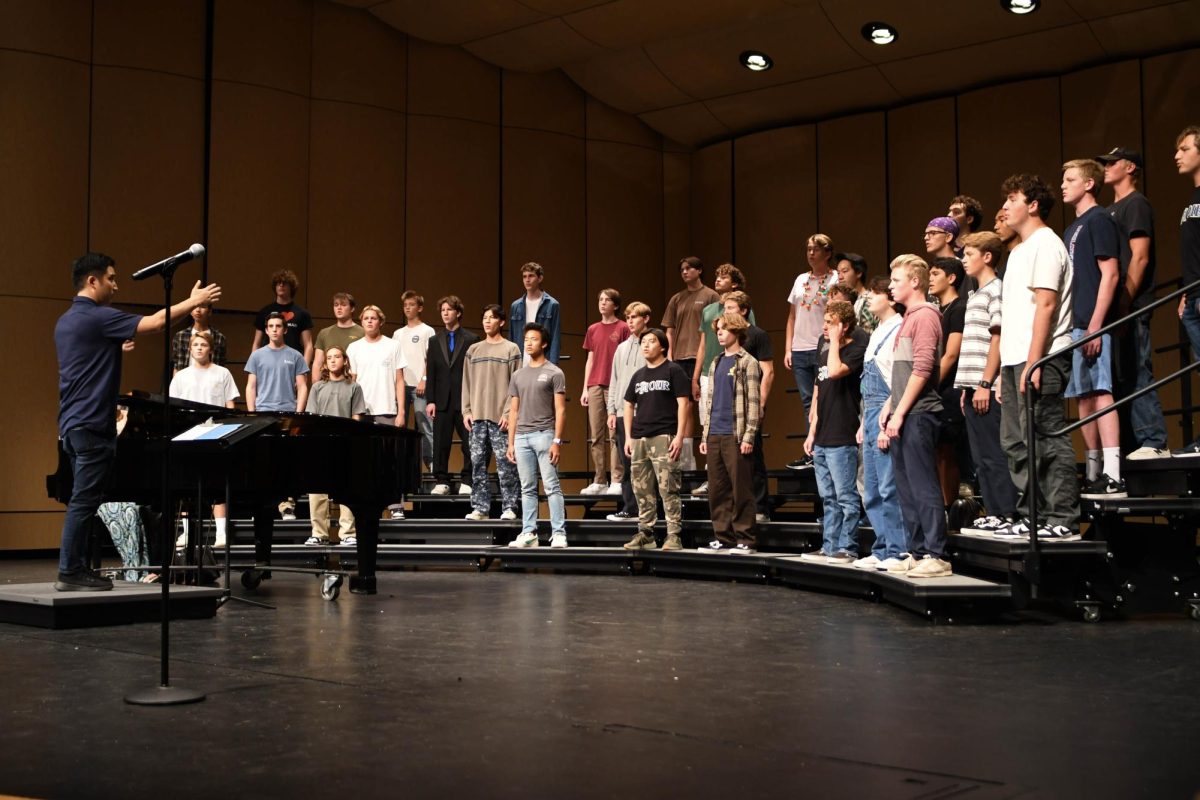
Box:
[213,0,312,95]
[208,82,311,311]
[405,115,500,321]
[689,142,732,276]
[662,149,691,319]
[88,67,206,308]
[0,0,91,61]
[958,78,1065,233]
[307,101,406,316]
[92,0,206,77]
[1060,60,1142,171]
[887,98,957,262]
[817,112,887,281]
[311,1,407,111]
[0,513,63,551]
[0,51,90,299]
[502,70,585,137]
[407,39,499,124]
[586,95,659,149]
[500,127,585,334]
[733,126,817,335]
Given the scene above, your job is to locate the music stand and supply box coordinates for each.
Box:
[125,262,205,706]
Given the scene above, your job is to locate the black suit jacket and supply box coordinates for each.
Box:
[424,327,479,412]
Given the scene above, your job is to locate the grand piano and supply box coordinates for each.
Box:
[47,391,422,594]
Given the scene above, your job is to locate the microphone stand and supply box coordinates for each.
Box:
[125,262,206,706]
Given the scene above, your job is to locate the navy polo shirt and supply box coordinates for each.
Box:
[55,296,141,437]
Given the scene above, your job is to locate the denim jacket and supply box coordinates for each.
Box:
[508,291,561,364]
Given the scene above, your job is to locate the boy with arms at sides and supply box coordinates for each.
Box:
[799,300,867,565]
[579,289,629,495]
[954,233,1020,534]
[721,291,775,523]
[247,312,310,521]
[1173,126,1200,455]
[251,269,313,367]
[311,292,363,384]
[505,324,568,547]
[426,296,479,495]
[1061,159,1124,499]
[620,329,691,552]
[882,256,952,578]
[508,262,561,365]
[170,331,239,548]
[663,256,719,471]
[852,277,908,571]
[347,304,407,518]
[395,290,436,470]
[698,313,762,553]
[304,346,366,546]
[606,302,652,522]
[462,305,522,522]
[996,173,1078,540]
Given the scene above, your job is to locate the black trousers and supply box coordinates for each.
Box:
[752,413,768,516]
[614,422,636,513]
[891,411,946,559]
[432,407,472,484]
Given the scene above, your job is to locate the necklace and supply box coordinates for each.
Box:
[796,271,832,312]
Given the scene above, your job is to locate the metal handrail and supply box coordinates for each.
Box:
[1022,277,1200,577]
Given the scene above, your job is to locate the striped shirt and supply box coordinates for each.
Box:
[953,277,1002,390]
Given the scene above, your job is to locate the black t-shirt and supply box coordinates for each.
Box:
[744,325,774,362]
[813,335,866,447]
[1182,187,1200,292]
[1108,191,1156,311]
[255,302,314,354]
[624,360,691,439]
[1064,205,1121,328]
[938,294,965,393]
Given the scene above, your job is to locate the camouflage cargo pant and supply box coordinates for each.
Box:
[469,420,520,514]
[630,434,682,535]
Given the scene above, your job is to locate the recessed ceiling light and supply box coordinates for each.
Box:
[1001,0,1040,14]
[739,50,773,71]
[861,22,898,45]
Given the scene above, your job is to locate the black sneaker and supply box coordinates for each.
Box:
[1171,438,1200,457]
[786,456,814,471]
[54,570,114,592]
[1080,474,1128,500]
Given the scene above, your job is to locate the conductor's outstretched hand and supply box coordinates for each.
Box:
[190,280,222,306]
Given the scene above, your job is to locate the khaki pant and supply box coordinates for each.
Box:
[309,494,356,542]
[587,384,623,485]
[630,434,682,536]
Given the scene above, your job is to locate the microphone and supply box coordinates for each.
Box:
[132,243,206,281]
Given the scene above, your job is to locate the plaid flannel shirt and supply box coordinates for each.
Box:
[701,348,761,445]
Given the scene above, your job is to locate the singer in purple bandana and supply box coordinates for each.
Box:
[53,252,220,591]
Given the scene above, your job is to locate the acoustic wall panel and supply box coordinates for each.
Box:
[92,0,207,78]
[311,0,407,111]
[407,38,500,125]
[307,100,406,316]
[662,150,691,319]
[0,0,91,62]
[1059,60,1142,172]
[689,141,732,277]
[213,0,312,95]
[887,98,957,264]
[816,112,888,282]
[501,69,585,137]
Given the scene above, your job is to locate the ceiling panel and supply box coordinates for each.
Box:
[464,18,608,72]
[368,0,545,45]
[638,103,730,148]
[1087,2,1200,58]
[564,49,695,115]
[564,0,792,51]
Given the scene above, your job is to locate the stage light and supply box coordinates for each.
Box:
[861,22,897,45]
[1001,0,1040,14]
[739,50,774,71]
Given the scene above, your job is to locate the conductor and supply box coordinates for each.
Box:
[53,252,221,591]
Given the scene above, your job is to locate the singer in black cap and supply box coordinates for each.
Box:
[53,252,221,591]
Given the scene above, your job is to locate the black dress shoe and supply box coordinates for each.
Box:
[54,570,114,592]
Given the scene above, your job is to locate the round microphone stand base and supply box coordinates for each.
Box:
[124,684,207,706]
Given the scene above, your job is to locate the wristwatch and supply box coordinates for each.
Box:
[552,438,564,445]
[978,379,993,389]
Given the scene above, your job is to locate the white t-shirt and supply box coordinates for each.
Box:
[787,271,838,351]
[169,364,239,407]
[346,336,407,415]
[999,226,1073,367]
[393,322,434,385]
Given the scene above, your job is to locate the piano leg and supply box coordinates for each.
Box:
[348,502,382,595]
[251,502,274,581]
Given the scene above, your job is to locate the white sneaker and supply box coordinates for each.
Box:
[304,536,327,547]
[604,483,623,495]
[693,482,709,495]
[458,484,472,495]
[212,535,226,549]
[339,536,357,547]
[877,557,905,571]
[464,510,489,521]
[1126,446,1170,461]
[706,539,727,552]
[550,533,568,548]
[852,555,880,570]
[500,508,518,521]
[281,510,297,521]
[509,532,538,548]
[175,533,188,548]
[431,484,450,495]
[579,482,608,495]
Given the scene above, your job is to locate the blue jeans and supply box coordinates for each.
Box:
[1127,315,1166,449]
[790,349,817,421]
[514,430,566,534]
[813,444,861,555]
[404,385,434,468]
[59,427,117,574]
[1179,297,1200,445]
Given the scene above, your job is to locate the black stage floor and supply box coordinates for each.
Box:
[1,558,1197,799]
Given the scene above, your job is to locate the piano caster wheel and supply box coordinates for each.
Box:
[349,575,377,595]
[321,574,343,601]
